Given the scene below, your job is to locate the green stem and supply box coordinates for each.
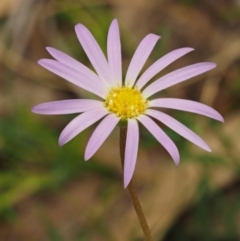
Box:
[120,126,153,241]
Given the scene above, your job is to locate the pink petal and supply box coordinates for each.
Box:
[75,24,114,85]
[59,107,109,146]
[136,47,194,90]
[149,98,224,122]
[124,119,139,188]
[107,19,122,86]
[32,99,103,115]
[145,109,211,151]
[125,34,160,87]
[137,115,180,165]
[46,47,109,88]
[38,59,107,98]
[84,114,120,160]
[142,62,216,98]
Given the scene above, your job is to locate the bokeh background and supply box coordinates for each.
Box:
[1,0,240,240]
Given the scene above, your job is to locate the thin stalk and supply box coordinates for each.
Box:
[120,126,153,241]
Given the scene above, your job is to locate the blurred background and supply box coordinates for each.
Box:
[1,0,240,240]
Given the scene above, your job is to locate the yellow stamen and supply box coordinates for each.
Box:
[105,86,148,119]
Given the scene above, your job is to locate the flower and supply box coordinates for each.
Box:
[32,19,224,188]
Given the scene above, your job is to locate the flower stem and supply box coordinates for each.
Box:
[120,126,153,241]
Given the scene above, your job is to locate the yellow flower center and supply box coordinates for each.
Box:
[105,86,148,119]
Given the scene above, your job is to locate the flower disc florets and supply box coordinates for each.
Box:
[105,86,148,119]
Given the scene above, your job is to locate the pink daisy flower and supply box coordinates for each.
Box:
[32,19,224,188]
